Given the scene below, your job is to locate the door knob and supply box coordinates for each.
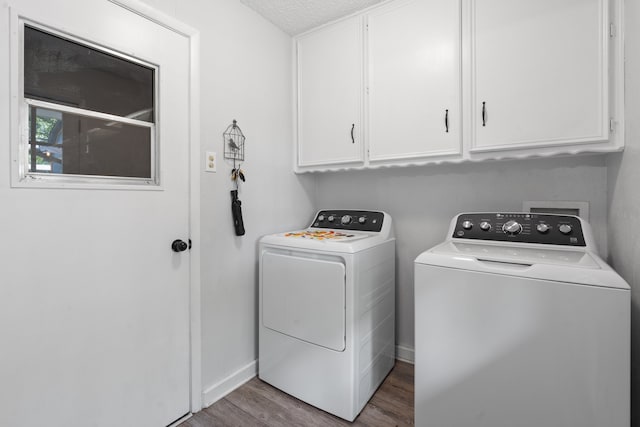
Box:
[171,239,188,253]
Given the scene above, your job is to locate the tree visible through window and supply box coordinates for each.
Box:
[31,109,62,173]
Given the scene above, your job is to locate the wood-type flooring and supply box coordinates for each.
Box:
[180,361,414,427]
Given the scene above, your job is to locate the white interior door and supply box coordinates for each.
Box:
[0,2,191,426]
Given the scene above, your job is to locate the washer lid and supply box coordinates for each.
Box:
[415,241,630,290]
[437,241,599,267]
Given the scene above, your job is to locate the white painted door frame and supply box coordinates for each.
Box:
[109,0,203,414]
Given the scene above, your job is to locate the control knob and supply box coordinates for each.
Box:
[480,221,492,231]
[462,220,473,230]
[327,215,335,222]
[317,215,325,222]
[558,224,572,235]
[358,216,366,224]
[502,220,523,235]
[536,223,550,234]
[341,215,352,225]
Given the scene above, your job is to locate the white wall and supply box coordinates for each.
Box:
[607,0,640,422]
[139,0,316,402]
[315,156,609,353]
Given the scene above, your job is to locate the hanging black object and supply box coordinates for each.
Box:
[224,120,247,236]
[230,190,245,236]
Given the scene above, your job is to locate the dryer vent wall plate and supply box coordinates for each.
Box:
[522,201,589,222]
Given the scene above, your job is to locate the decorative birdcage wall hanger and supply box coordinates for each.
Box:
[223,119,247,236]
[223,119,245,162]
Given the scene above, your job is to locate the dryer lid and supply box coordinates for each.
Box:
[280,229,369,242]
[259,210,394,253]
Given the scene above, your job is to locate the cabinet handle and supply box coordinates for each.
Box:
[482,102,487,127]
[350,124,355,144]
[445,109,449,133]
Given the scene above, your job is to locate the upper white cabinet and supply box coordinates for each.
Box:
[294,0,622,172]
[296,16,364,167]
[367,0,461,162]
[471,0,609,152]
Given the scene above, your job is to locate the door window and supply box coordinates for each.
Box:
[21,24,157,184]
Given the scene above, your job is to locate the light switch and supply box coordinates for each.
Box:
[205,151,217,172]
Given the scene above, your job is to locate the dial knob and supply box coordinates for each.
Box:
[327,215,335,222]
[358,216,366,224]
[536,223,550,234]
[558,224,572,235]
[341,215,352,225]
[462,220,473,230]
[317,215,325,222]
[480,221,492,231]
[502,220,523,235]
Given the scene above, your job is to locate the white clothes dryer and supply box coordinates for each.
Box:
[259,210,395,421]
[414,212,630,427]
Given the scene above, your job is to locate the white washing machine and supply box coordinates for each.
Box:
[259,210,395,421]
[414,212,630,427]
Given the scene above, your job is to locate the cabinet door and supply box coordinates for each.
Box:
[368,0,461,162]
[297,16,364,167]
[471,0,608,152]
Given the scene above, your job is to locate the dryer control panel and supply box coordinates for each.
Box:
[311,210,385,232]
[452,213,586,246]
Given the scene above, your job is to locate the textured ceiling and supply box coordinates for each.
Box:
[240,0,388,35]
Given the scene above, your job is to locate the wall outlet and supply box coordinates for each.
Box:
[205,151,217,172]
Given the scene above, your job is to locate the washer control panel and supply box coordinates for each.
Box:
[312,210,384,232]
[452,213,585,246]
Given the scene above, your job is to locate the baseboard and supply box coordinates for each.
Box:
[395,345,415,364]
[201,360,257,408]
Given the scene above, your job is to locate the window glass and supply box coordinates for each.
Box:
[24,25,154,122]
[29,107,63,173]
[22,24,157,184]
[29,106,152,178]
